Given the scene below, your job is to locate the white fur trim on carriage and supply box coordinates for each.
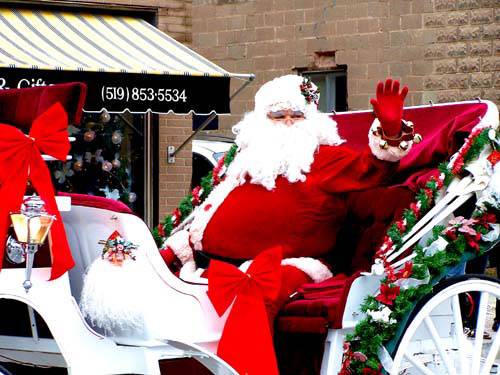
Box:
[368,119,412,162]
[239,257,333,284]
[80,256,155,336]
[165,229,193,265]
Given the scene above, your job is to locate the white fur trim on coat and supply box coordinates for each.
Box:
[164,229,193,265]
[239,257,333,283]
[368,119,412,162]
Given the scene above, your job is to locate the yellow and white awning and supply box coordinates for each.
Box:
[0,8,252,114]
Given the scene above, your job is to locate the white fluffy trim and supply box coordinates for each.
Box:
[368,119,412,162]
[189,176,240,251]
[80,257,154,336]
[165,229,193,265]
[239,257,333,284]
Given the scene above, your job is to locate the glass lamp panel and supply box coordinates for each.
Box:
[10,213,54,244]
[30,216,55,244]
[10,213,28,243]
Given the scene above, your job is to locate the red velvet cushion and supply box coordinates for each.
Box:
[0,82,87,129]
[57,192,134,214]
[278,273,360,332]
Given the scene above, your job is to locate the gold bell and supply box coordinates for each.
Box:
[371,126,381,137]
[399,141,409,151]
[379,139,389,149]
[413,133,422,143]
[402,120,414,132]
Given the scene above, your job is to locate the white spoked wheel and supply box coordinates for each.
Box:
[391,275,500,375]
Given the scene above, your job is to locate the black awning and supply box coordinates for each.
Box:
[0,67,231,114]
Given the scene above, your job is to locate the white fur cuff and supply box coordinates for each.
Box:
[368,119,412,162]
[164,229,193,265]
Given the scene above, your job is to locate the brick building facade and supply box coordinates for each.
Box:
[191,0,500,136]
[11,0,194,220]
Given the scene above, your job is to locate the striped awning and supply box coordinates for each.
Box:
[0,8,252,114]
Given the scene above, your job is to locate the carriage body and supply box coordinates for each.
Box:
[0,91,499,375]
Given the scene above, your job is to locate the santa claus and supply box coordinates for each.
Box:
[163,74,415,321]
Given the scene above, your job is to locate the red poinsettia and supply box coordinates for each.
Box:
[395,261,413,279]
[396,219,406,232]
[157,223,165,237]
[386,266,397,283]
[488,150,500,166]
[376,283,400,306]
[424,188,434,200]
[410,202,421,217]
[191,186,202,206]
[212,156,226,186]
[478,212,497,228]
[452,156,465,174]
[171,208,182,226]
[363,365,383,375]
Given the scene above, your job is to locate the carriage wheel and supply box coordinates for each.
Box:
[391,275,500,375]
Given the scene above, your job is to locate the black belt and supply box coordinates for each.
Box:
[194,250,248,269]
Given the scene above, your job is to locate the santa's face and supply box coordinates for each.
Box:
[228,110,343,191]
[267,109,305,127]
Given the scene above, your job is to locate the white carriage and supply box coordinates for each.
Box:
[0,83,499,375]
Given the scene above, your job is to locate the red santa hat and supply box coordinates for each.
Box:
[254,74,320,117]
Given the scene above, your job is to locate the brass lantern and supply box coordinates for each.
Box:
[9,195,55,292]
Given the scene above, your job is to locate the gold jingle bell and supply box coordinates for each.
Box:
[372,126,381,137]
[402,120,414,132]
[379,139,389,149]
[399,141,409,151]
[413,133,422,143]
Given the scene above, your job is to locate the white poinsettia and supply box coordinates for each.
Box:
[54,162,75,183]
[367,306,396,324]
[100,186,121,200]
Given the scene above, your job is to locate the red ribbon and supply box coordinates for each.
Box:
[207,247,282,375]
[0,103,75,280]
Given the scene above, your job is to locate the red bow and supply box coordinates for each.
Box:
[207,247,282,375]
[0,103,75,280]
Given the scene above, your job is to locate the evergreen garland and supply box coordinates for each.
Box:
[340,124,500,375]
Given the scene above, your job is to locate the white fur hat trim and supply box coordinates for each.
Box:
[254,74,319,117]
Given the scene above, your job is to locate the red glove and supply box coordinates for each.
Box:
[160,246,182,274]
[370,78,408,137]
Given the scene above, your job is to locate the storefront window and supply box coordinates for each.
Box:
[49,111,145,218]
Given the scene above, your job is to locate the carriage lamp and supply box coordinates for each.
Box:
[9,195,55,292]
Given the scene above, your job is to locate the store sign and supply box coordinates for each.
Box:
[0,67,231,115]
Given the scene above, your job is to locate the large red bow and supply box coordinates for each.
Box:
[0,103,75,280]
[207,247,282,375]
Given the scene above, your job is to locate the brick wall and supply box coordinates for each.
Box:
[192,0,500,134]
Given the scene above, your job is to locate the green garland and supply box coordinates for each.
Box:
[340,127,500,375]
[153,144,239,248]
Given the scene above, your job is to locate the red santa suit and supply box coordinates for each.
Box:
[165,75,412,317]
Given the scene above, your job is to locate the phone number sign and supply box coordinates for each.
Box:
[0,67,231,114]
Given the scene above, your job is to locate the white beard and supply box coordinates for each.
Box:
[228,111,344,190]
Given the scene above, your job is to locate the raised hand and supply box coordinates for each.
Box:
[370,78,408,137]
